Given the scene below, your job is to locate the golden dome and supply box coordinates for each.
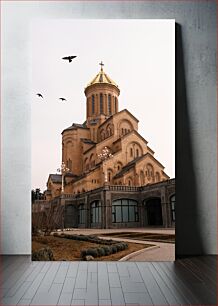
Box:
[85,62,119,90]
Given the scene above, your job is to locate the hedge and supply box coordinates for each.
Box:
[53,233,119,245]
[80,242,128,259]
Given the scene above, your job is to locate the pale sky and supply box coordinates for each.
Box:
[31,19,175,191]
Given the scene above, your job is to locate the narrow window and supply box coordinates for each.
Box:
[91,95,95,114]
[108,94,111,115]
[100,93,103,114]
[136,149,139,157]
[130,148,133,157]
[171,195,176,222]
[115,97,117,112]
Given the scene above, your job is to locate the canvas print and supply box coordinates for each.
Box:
[31,19,175,261]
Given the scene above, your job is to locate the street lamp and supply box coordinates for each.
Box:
[57,162,70,193]
[98,146,113,183]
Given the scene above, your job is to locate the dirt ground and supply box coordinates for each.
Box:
[32,235,153,261]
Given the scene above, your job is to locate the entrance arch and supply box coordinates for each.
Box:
[144,198,163,226]
[64,205,77,228]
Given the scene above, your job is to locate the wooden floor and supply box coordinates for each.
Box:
[0,256,217,305]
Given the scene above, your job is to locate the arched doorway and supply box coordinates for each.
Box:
[145,198,163,226]
[64,205,77,228]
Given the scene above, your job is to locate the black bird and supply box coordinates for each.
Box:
[59,98,66,101]
[36,93,43,98]
[62,55,77,63]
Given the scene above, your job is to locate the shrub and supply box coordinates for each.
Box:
[123,243,128,249]
[111,245,118,254]
[97,247,105,257]
[86,248,98,258]
[116,243,123,251]
[32,247,54,261]
[103,246,112,256]
[80,249,87,258]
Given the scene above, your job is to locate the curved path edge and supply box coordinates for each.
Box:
[119,245,159,261]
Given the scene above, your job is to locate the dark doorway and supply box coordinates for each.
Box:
[64,205,77,228]
[146,198,163,226]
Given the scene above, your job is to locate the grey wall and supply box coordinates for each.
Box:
[1,1,216,255]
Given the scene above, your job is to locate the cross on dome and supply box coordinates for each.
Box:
[99,61,104,71]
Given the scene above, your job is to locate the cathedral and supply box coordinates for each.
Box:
[41,63,175,229]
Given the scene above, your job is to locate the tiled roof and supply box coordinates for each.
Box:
[62,122,88,134]
[49,174,62,183]
[81,138,96,144]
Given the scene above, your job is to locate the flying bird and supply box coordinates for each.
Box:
[36,93,43,98]
[59,98,67,101]
[62,55,77,63]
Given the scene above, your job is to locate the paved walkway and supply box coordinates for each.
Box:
[64,227,175,235]
[62,227,175,261]
[126,241,175,261]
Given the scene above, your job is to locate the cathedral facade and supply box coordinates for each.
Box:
[42,64,175,229]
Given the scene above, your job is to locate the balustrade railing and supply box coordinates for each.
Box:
[109,185,139,192]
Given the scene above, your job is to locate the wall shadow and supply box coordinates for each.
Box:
[175,23,206,257]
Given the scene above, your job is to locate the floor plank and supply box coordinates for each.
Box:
[0,255,217,305]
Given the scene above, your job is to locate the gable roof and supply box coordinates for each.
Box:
[48,174,62,184]
[98,109,139,130]
[113,152,166,179]
[81,138,96,145]
[113,129,148,145]
[62,122,88,134]
[113,156,144,179]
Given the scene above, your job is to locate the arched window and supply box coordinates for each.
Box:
[115,97,117,112]
[146,164,154,181]
[112,199,139,223]
[90,201,101,223]
[66,159,72,171]
[100,93,103,114]
[170,195,175,221]
[130,148,133,157]
[108,94,111,115]
[78,204,85,224]
[108,169,113,183]
[100,130,105,141]
[136,149,139,157]
[156,172,160,182]
[90,154,95,168]
[91,95,95,114]
[84,158,89,171]
[128,180,131,186]
[140,171,145,185]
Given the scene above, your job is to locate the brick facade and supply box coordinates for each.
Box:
[39,65,175,229]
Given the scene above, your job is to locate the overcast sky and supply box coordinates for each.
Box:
[31,19,175,191]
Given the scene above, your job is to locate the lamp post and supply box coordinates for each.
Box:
[57,162,70,194]
[98,146,113,183]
